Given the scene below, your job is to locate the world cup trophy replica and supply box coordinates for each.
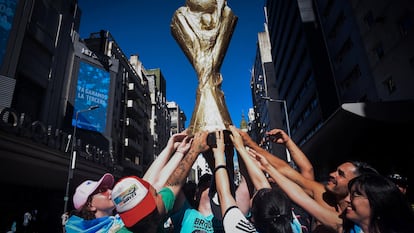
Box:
[171,0,240,220]
[170,0,237,135]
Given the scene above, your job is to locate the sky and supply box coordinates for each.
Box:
[77,0,266,128]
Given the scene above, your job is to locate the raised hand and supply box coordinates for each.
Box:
[265,128,289,144]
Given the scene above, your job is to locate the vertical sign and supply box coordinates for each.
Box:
[73,61,110,133]
[0,0,18,66]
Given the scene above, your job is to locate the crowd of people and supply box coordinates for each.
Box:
[61,125,414,233]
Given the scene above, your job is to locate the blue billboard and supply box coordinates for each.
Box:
[72,61,110,133]
[0,0,18,66]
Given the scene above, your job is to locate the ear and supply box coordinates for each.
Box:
[87,202,97,212]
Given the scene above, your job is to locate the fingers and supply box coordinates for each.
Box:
[215,130,224,144]
[215,130,221,139]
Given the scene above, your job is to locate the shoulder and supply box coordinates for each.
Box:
[223,206,256,233]
[159,187,176,212]
[116,226,133,233]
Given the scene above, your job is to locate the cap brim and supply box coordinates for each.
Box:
[96,173,115,191]
[118,178,157,227]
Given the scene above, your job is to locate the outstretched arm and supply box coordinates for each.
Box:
[213,130,256,233]
[238,128,320,197]
[151,136,193,191]
[143,131,188,184]
[253,152,343,233]
[212,130,237,214]
[265,128,314,180]
[165,131,209,196]
[229,125,270,191]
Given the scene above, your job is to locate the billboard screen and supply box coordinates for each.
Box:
[73,61,110,133]
[0,0,19,66]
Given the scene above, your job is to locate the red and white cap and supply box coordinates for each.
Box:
[112,176,156,227]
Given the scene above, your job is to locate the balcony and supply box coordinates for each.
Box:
[124,137,142,155]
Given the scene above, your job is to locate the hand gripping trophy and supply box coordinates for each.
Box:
[171,0,238,135]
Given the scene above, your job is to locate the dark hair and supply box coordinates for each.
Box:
[71,196,96,220]
[387,173,408,188]
[251,188,293,233]
[345,173,414,233]
[194,173,212,208]
[183,180,197,208]
[349,160,378,176]
[127,208,162,233]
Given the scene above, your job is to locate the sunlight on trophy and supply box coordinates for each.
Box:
[171,0,238,135]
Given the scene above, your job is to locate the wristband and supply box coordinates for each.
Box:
[214,165,227,173]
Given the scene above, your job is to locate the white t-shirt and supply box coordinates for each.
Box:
[223,206,256,233]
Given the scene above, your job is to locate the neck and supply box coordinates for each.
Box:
[197,196,212,216]
[95,209,113,218]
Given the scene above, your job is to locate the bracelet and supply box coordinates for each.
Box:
[176,150,185,154]
[214,165,227,173]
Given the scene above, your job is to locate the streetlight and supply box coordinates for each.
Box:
[261,96,293,163]
[63,105,99,214]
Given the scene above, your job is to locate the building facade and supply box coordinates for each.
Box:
[0,0,183,231]
[251,0,414,184]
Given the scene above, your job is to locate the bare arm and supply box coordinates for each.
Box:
[212,130,237,215]
[253,152,343,233]
[143,131,188,183]
[229,125,271,191]
[151,136,193,191]
[165,131,209,196]
[235,175,251,216]
[265,128,314,180]
[238,129,321,197]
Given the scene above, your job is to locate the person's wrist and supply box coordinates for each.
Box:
[214,164,227,174]
[176,148,186,154]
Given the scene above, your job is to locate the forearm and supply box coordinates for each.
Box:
[214,159,237,216]
[285,139,314,180]
[266,165,341,230]
[152,151,185,191]
[236,148,270,190]
[143,145,174,183]
[165,148,199,195]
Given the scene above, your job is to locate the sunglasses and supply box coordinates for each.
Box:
[92,186,110,196]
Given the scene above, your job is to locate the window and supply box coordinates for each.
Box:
[328,11,346,38]
[340,65,361,90]
[322,0,334,18]
[374,43,384,59]
[398,14,413,36]
[409,56,414,69]
[335,37,354,62]
[363,11,375,29]
[383,77,396,94]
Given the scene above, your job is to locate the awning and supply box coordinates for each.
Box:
[302,101,414,182]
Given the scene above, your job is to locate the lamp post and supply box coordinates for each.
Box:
[63,105,99,214]
[261,96,292,162]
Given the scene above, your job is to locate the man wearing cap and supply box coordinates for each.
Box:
[112,131,210,232]
[387,173,413,210]
[64,173,131,233]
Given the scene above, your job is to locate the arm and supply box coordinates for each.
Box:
[265,128,314,180]
[229,125,271,191]
[235,175,251,216]
[211,130,237,215]
[253,152,343,233]
[165,131,209,196]
[238,128,322,197]
[143,131,188,183]
[213,130,257,232]
[151,136,193,191]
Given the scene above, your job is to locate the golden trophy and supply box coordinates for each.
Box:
[171,0,238,135]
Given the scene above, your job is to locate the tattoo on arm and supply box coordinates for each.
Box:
[166,149,199,187]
